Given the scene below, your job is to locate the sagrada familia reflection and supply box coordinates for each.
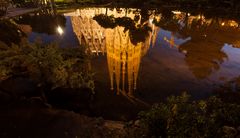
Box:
[66,8,240,94]
[68,8,159,96]
[106,27,142,96]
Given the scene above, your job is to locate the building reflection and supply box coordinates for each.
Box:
[71,13,106,55]
[172,11,240,79]
[69,8,240,93]
[106,27,142,96]
[69,8,158,96]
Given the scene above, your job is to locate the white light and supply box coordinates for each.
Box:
[172,11,182,15]
[57,26,63,35]
[149,18,153,25]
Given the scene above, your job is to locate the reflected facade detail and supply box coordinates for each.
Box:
[68,8,240,95]
[70,8,158,96]
[71,13,106,55]
[6,7,240,100]
[106,27,142,96]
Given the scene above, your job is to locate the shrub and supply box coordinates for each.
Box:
[128,93,240,137]
[0,20,25,46]
[0,41,95,94]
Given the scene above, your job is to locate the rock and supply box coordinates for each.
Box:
[222,126,237,137]
[18,24,32,34]
[28,97,52,108]
[104,120,124,130]
[134,120,141,127]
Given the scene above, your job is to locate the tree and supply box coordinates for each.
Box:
[0,41,94,102]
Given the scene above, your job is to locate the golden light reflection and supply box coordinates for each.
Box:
[68,7,240,89]
[172,11,239,28]
[106,27,142,96]
[70,8,240,95]
[57,26,63,35]
[163,33,179,49]
[70,8,158,96]
[172,11,182,15]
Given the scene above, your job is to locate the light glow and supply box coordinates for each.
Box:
[57,26,64,35]
[149,18,153,25]
[172,11,182,15]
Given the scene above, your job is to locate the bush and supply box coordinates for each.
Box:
[127,93,240,137]
[0,20,25,46]
[0,41,94,94]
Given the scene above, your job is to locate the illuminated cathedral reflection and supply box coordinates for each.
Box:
[68,8,159,96]
[65,8,240,96]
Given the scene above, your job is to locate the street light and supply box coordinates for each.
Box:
[57,26,63,35]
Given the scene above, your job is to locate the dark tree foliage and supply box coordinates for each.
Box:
[93,14,152,45]
[12,0,43,8]
[153,8,179,32]
[0,41,94,95]
[93,14,116,28]
[0,20,25,46]
[126,93,240,138]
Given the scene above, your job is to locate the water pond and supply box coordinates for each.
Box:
[4,7,240,119]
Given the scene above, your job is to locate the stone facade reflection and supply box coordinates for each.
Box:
[70,8,158,96]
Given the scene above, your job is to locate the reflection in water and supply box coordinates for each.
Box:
[68,8,240,95]
[14,13,66,35]
[57,26,64,35]
[13,7,240,99]
[152,10,240,80]
[163,32,179,48]
[181,41,227,79]
[69,8,159,96]
[71,12,106,55]
[174,13,240,79]
[106,27,142,96]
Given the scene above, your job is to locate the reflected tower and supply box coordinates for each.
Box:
[69,8,158,96]
[106,27,142,96]
[71,15,106,55]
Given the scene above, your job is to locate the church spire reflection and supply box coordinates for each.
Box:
[71,15,106,55]
[106,27,142,96]
[70,8,158,96]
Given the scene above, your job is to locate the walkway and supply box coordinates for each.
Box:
[2,7,40,19]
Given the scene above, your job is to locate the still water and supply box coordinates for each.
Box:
[14,8,240,103]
